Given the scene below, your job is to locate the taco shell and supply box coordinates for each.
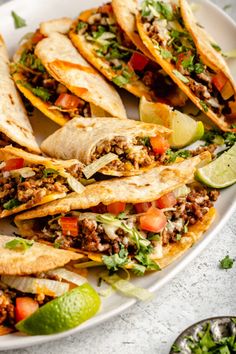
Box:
[40,117,171,176]
[0,35,39,153]
[0,145,84,218]
[0,235,82,275]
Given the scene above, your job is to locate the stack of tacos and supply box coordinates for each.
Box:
[136,0,236,131]
[0,146,85,218]
[12,18,127,126]
[0,36,39,153]
[15,153,219,274]
[69,1,187,106]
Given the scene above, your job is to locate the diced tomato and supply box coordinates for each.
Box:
[134,202,152,213]
[212,72,228,92]
[139,207,167,233]
[15,297,39,323]
[2,158,24,171]
[107,202,126,215]
[98,3,113,14]
[55,94,81,110]
[31,30,45,45]
[155,192,177,209]
[150,136,170,155]
[60,217,78,237]
[176,51,192,71]
[128,52,149,71]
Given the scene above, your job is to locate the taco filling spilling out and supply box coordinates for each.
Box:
[139,0,235,120]
[13,31,91,120]
[75,3,183,103]
[27,184,219,274]
[0,156,83,214]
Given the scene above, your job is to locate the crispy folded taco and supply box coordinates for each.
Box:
[0,145,86,218]
[0,35,39,154]
[41,117,171,177]
[12,19,127,126]
[0,235,89,335]
[15,152,218,275]
[69,2,187,106]
[136,0,236,132]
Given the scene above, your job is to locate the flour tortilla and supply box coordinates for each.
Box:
[39,17,73,36]
[69,8,160,101]
[0,145,84,218]
[0,235,82,275]
[136,9,236,132]
[0,35,39,153]
[15,152,210,225]
[41,117,171,176]
[14,152,214,272]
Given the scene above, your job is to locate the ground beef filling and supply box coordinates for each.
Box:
[17,48,91,119]
[141,12,233,116]
[91,136,163,171]
[0,163,82,212]
[38,186,219,255]
[80,5,177,101]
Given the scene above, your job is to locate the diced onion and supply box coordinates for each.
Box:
[83,153,118,179]
[1,275,69,297]
[100,272,153,301]
[0,162,6,170]
[2,171,10,178]
[47,268,87,286]
[67,175,85,194]
[10,167,35,178]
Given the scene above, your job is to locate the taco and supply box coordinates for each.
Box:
[15,152,218,275]
[136,0,236,132]
[40,117,171,177]
[0,145,86,218]
[69,2,187,106]
[0,35,39,154]
[12,19,127,126]
[0,235,91,335]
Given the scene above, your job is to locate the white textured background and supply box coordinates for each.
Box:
[0,0,235,353]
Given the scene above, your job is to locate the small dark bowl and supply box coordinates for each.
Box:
[169,316,236,354]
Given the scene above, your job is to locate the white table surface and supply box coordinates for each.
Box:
[0,0,235,353]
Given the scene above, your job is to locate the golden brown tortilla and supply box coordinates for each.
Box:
[0,35,40,153]
[136,7,236,132]
[0,235,82,275]
[40,117,171,176]
[0,145,84,218]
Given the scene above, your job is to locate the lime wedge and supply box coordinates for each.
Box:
[139,97,204,148]
[196,144,236,188]
[16,284,101,335]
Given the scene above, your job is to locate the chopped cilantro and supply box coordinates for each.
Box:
[148,233,160,241]
[11,11,26,29]
[194,62,204,74]
[92,25,106,39]
[102,245,128,272]
[219,255,234,269]
[43,168,58,177]
[77,21,87,32]
[3,198,21,210]
[199,100,209,112]
[132,264,147,276]
[160,48,172,59]
[172,69,189,83]
[157,2,173,21]
[171,344,181,353]
[165,149,192,163]
[182,55,194,71]
[176,234,182,241]
[4,238,33,252]
[135,252,161,272]
[20,50,45,72]
[202,129,236,147]
[112,69,133,87]
[140,137,150,147]
[17,81,51,101]
[211,43,221,52]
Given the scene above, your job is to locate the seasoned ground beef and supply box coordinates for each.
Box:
[0,291,14,327]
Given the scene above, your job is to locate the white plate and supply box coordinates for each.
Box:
[0,0,235,350]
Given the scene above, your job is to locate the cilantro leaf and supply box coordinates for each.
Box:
[3,198,21,210]
[11,11,26,29]
[112,69,133,87]
[77,21,87,32]
[20,50,45,72]
[199,100,209,112]
[211,42,221,52]
[4,238,33,252]
[102,245,128,272]
[43,168,59,177]
[220,255,234,269]
[165,149,192,163]
[171,344,181,353]
[17,81,51,101]
[135,252,161,272]
[160,48,172,59]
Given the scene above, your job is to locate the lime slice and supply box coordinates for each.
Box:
[196,144,236,188]
[16,284,101,335]
[139,97,204,148]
